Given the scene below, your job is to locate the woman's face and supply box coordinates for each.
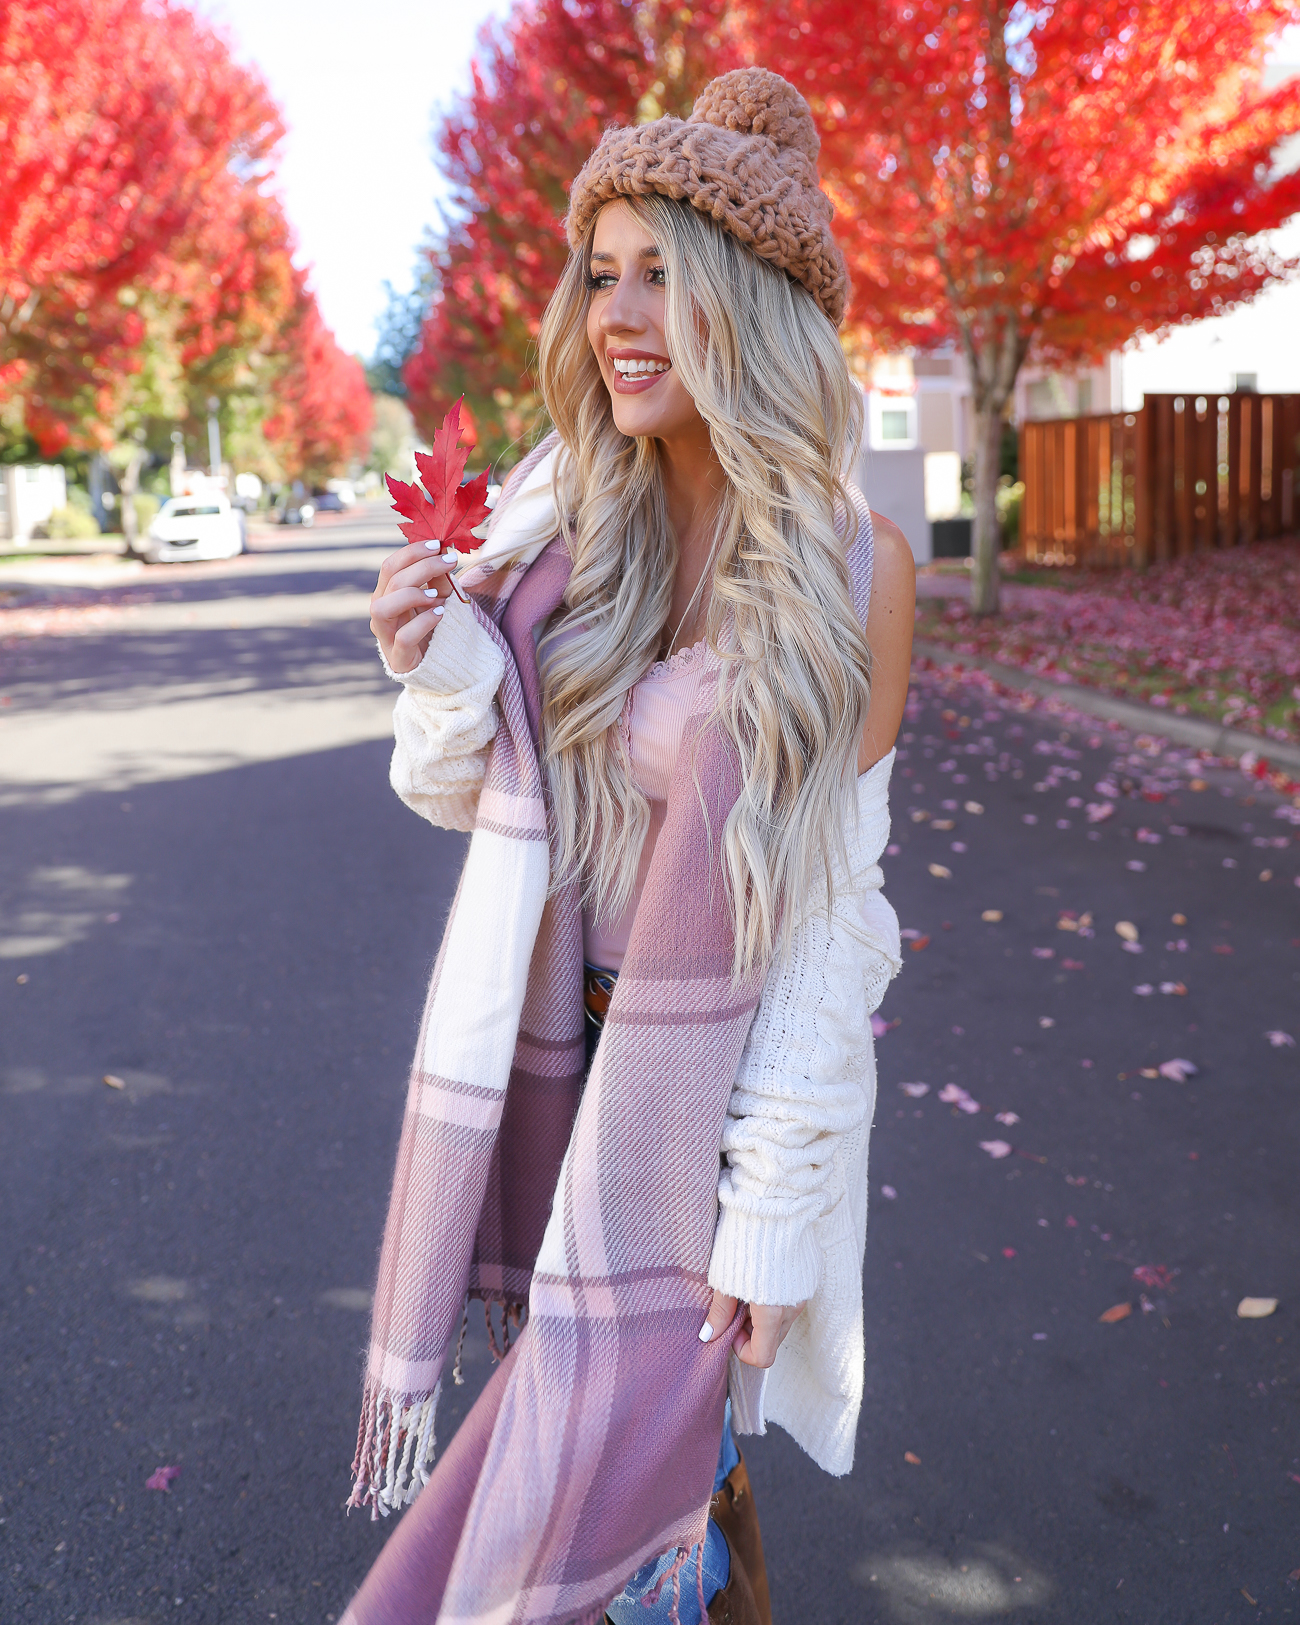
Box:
[585,200,704,444]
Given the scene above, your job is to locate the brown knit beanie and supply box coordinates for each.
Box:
[565,68,849,328]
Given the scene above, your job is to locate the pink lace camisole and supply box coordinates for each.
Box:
[582,637,712,972]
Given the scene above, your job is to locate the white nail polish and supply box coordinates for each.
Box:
[432,606,445,616]
[441,546,460,564]
[698,1322,714,1343]
[423,587,443,597]
[423,540,442,551]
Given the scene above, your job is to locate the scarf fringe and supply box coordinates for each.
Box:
[347,1382,440,1520]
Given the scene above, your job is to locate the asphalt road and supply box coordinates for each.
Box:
[1,508,1297,1625]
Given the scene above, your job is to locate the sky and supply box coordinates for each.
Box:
[204,6,1300,380]
[204,0,509,359]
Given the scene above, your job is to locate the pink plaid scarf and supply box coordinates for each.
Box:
[347,443,871,1622]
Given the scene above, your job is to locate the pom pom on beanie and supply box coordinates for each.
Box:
[565,68,849,327]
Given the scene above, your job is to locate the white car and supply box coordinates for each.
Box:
[142,495,245,563]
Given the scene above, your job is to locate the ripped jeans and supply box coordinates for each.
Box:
[603,1400,739,1625]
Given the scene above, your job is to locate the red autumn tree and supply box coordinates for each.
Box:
[263,275,372,482]
[0,0,284,453]
[402,0,732,461]
[0,0,370,482]
[739,0,1300,609]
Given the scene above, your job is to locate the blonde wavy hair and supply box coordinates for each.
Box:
[535,193,870,975]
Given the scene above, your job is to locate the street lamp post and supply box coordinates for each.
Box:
[206,396,222,479]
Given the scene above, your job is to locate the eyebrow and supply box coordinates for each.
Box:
[588,245,664,263]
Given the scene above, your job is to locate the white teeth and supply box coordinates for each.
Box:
[612,358,669,376]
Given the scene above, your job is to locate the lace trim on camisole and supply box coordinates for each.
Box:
[644,633,711,679]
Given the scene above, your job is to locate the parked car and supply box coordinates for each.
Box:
[277,499,315,527]
[312,491,344,513]
[141,494,244,563]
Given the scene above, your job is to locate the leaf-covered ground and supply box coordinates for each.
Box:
[914,538,1300,746]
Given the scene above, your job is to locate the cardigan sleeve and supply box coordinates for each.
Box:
[381,589,507,833]
[708,753,902,1307]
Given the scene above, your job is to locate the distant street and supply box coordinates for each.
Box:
[2,509,1297,1624]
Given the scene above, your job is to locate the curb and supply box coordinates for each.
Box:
[911,638,1300,776]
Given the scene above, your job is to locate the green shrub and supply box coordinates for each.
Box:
[997,479,1025,549]
[37,505,101,540]
[132,492,159,531]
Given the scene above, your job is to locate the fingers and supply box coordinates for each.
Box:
[697,1289,738,1345]
[735,1303,804,1370]
[382,605,448,674]
[370,584,453,631]
[375,539,460,595]
[378,548,457,599]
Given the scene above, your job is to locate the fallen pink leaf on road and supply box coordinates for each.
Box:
[1158,1058,1198,1082]
[1265,1030,1295,1048]
[1099,1303,1132,1324]
[979,1140,1013,1159]
[899,1082,930,1098]
[1133,984,1155,996]
[1133,1265,1178,1291]
[1237,1297,1278,1318]
[1002,1247,1017,1258]
[1115,921,1140,942]
[146,1464,181,1492]
[1032,946,1055,959]
[880,1185,897,1200]
[995,1112,1020,1126]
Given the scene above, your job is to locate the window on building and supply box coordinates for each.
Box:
[869,392,918,448]
[880,410,910,441]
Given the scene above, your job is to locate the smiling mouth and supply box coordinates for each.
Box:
[607,354,672,396]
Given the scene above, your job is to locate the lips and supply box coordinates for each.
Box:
[606,348,672,395]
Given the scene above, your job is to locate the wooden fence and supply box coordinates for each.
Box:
[1020,392,1300,567]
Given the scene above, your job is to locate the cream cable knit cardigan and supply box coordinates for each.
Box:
[381,482,901,1476]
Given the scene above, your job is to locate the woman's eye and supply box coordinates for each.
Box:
[648,266,666,286]
[586,271,617,290]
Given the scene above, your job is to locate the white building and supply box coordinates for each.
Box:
[0,464,67,544]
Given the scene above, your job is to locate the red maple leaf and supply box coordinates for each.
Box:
[386,397,492,602]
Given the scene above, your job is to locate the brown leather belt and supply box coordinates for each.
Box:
[583,963,618,1028]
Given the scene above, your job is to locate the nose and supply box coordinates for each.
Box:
[597,269,645,338]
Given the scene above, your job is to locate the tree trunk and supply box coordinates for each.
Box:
[970,403,1005,616]
[119,447,145,554]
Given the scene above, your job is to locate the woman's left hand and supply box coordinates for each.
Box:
[699,1290,804,1368]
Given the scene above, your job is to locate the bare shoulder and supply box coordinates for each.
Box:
[857,509,916,772]
[867,510,916,589]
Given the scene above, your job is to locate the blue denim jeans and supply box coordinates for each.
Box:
[603,1400,739,1625]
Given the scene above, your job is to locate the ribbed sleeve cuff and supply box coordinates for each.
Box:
[379,590,499,695]
[708,1202,822,1308]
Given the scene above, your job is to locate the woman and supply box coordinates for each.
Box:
[348,68,913,1625]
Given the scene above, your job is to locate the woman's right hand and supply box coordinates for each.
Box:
[370,539,461,674]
